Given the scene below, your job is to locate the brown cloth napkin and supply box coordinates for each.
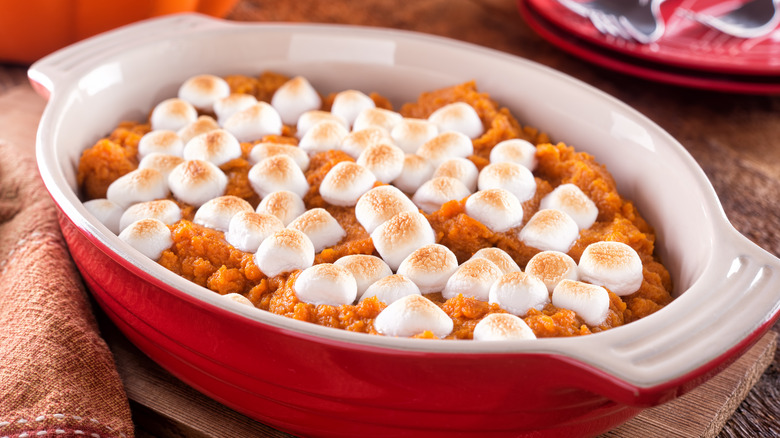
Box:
[0,141,134,438]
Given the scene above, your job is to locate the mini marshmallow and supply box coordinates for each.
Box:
[296,110,348,138]
[137,130,184,158]
[442,257,503,301]
[256,190,306,226]
[119,199,182,232]
[254,228,315,277]
[390,118,438,153]
[427,102,484,139]
[138,153,185,179]
[360,274,421,305]
[473,313,536,341]
[168,160,228,207]
[222,293,254,307]
[248,142,310,171]
[352,107,403,133]
[464,189,524,233]
[150,98,198,131]
[433,157,479,192]
[118,218,173,260]
[106,168,169,209]
[214,93,258,125]
[331,89,376,127]
[525,250,578,293]
[293,263,357,306]
[223,102,283,142]
[340,127,391,159]
[182,129,242,166]
[355,185,419,234]
[334,254,393,300]
[298,120,349,154]
[469,247,521,275]
[396,244,458,294]
[417,131,474,168]
[318,161,376,207]
[83,199,123,234]
[539,184,598,230]
[225,211,285,253]
[477,161,537,202]
[488,271,549,316]
[356,142,405,182]
[489,138,537,171]
[578,241,644,296]
[178,74,230,111]
[392,154,434,194]
[370,211,436,271]
[518,209,579,253]
[271,76,322,126]
[411,176,471,214]
[177,115,220,144]
[552,279,610,326]
[193,195,254,232]
[374,294,453,338]
[248,155,310,199]
[287,208,346,252]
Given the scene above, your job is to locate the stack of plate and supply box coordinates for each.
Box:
[519,0,780,93]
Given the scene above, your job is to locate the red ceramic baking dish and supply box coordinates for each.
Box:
[29,14,780,438]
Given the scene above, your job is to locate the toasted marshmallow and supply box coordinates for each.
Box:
[578,241,643,296]
[223,102,283,142]
[248,142,310,170]
[469,247,521,275]
[374,294,453,338]
[106,168,169,209]
[287,208,346,252]
[411,176,471,214]
[525,250,578,293]
[150,98,198,131]
[552,279,610,326]
[318,162,376,207]
[137,130,184,158]
[83,199,123,234]
[355,185,418,234]
[433,157,479,192]
[352,107,403,133]
[396,244,458,294]
[392,154,434,194]
[182,129,242,166]
[473,313,536,341]
[356,142,405,182]
[138,153,185,179]
[248,155,310,199]
[168,160,228,207]
[222,292,254,307]
[254,228,315,277]
[214,93,258,125]
[331,89,376,127]
[539,184,598,230]
[417,132,474,168]
[334,254,393,300]
[391,118,438,153]
[256,190,306,226]
[296,110,348,138]
[427,102,484,139]
[193,195,254,232]
[177,115,221,144]
[225,211,285,253]
[271,76,322,126]
[178,74,230,111]
[442,257,503,301]
[371,211,436,271]
[360,274,421,304]
[488,271,549,316]
[477,161,536,202]
[119,199,182,232]
[518,209,579,253]
[293,263,357,306]
[340,127,391,159]
[298,120,349,154]
[489,138,537,170]
[118,218,173,260]
[464,189,524,233]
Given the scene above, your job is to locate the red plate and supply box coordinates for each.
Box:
[528,0,780,76]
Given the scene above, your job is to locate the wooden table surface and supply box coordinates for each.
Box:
[1,0,778,436]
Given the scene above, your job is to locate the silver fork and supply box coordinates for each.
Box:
[557,0,667,44]
[683,0,780,39]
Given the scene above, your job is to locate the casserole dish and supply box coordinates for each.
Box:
[30,14,780,438]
